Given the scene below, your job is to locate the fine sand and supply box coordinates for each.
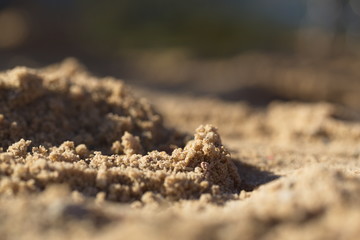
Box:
[1,59,360,240]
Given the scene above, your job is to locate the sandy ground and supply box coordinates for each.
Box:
[1,59,360,240]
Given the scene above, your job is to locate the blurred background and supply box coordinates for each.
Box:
[1,0,360,108]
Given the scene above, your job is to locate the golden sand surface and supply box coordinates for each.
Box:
[1,59,360,240]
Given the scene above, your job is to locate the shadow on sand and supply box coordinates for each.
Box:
[232,159,281,192]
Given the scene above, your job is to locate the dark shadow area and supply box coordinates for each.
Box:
[329,106,360,123]
[217,87,293,107]
[128,82,310,109]
[232,159,281,191]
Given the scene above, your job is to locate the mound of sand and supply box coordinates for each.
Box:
[0,59,176,152]
[0,60,241,203]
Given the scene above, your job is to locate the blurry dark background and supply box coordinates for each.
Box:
[1,0,360,108]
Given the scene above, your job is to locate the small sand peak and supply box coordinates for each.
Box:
[121,131,144,156]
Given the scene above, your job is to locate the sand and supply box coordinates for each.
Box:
[1,59,360,240]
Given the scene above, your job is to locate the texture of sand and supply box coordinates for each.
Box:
[1,59,360,240]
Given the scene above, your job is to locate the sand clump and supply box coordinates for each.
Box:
[0,125,241,202]
[0,60,241,202]
[0,59,178,152]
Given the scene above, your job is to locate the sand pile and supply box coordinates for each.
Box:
[0,60,241,202]
[0,59,177,152]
